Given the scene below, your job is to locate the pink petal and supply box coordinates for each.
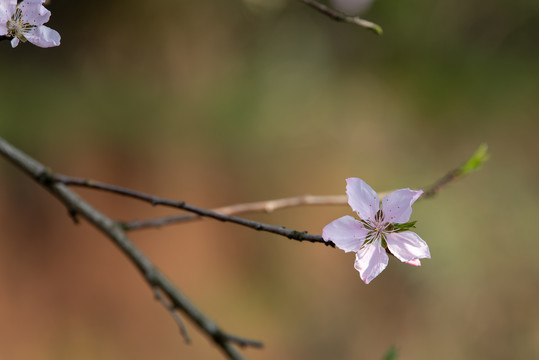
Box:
[322,215,367,253]
[405,259,421,267]
[0,0,17,17]
[346,177,379,221]
[354,242,388,284]
[381,188,423,223]
[26,25,60,47]
[0,0,15,26]
[386,231,430,263]
[19,0,50,25]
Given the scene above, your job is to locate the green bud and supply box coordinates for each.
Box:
[383,346,398,360]
[459,143,490,175]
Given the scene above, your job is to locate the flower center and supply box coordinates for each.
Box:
[361,210,392,248]
[7,8,35,42]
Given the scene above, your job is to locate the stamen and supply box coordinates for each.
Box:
[7,7,36,42]
[360,219,374,230]
[361,210,395,250]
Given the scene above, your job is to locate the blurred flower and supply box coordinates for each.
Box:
[322,177,430,284]
[0,0,60,48]
[330,0,374,15]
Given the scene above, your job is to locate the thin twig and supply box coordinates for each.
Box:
[119,153,469,231]
[55,155,467,236]
[56,140,472,237]
[152,286,191,344]
[123,195,349,231]
[54,174,330,246]
[0,136,261,360]
[122,155,471,231]
[298,0,383,35]
[421,169,460,198]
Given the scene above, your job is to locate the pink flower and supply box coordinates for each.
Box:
[322,178,430,284]
[0,0,60,48]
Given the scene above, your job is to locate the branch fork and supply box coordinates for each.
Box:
[0,136,486,359]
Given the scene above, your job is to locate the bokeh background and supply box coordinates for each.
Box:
[1,0,538,359]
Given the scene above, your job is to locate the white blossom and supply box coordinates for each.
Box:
[0,0,60,48]
[323,178,430,284]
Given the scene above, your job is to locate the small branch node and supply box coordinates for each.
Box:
[145,268,158,285]
[36,168,54,185]
[224,334,264,349]
[68,208,79,224]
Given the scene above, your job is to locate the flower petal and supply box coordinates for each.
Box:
[0,0,16,16]
[381,188,423,223]
[10,37,19,47]
[386,231,430,263]
[405,259,421,267]
[19,0,50,25]
[322,215,367,253]
[354,242,388,284]
[25,25,60,47]
[346,177,379,221]
[0,0,16,26]
[0,12,7,26]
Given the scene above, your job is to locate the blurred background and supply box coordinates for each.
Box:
[0,0,538,359]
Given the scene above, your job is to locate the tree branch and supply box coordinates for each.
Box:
[54,174,330,246]
[298,0,383,35]
[123,195,351,231]
[0,136,261,360]
[48,141,486,240]
[121,145,481,231]
[54,142,484,235]
[422,144,489,198]
[0,135,487,358]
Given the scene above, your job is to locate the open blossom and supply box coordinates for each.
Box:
[322,178,430,284]
[0,0,60,48]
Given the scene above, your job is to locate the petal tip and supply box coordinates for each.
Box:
[405,259,422,267]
